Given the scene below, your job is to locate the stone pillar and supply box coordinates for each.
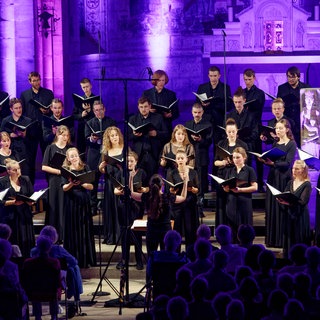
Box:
[228,7,233,22]
[315,6,319,21]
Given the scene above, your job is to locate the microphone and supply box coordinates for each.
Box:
[222,30,227,37]
[147,67,153,80]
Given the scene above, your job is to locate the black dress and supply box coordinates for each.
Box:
[0,175,35,257]
[265,140,297,247]
[224,164,257,239]
[101,152,122,244]
[62,166,96,268]
[282,180,312,257]
[214,138,248,226]
[167,168,199,248]
[42,143,70,241]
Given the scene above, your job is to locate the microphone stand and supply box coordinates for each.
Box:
[91,75,150,313]
[222,30,227,123]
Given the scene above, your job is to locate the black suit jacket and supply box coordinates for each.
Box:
[128,111,169,161]
[20,87,54,122]
[196,81,232,126]
[85,116,116,170]
[184,118,213,167]
[244,85,265,123]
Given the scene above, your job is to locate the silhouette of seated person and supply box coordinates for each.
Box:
[244,244,265,272]
[147,230,188,299]
[0,238,27,319]
[293,272,320,318]
[21,235,61,320]
[304,246,320,297]
[150,294,170,320]
[183,238,213,278]
[215,224,247,274]
[254,249,277,301]
[237,224,255,249]
[234,265,254,287]
[226,299,245,320]
[211,292,232,320]
[187,277,216,320]
[173,267,192,302]
[283,298,306,320]
[166,296,189,320]
[262,289,288,320]
[186,223,218,262]
[201,250,236,300]
[277,243,307,275]
[0,223,22,257]
[30,225,83,307]
[276,273,294,299]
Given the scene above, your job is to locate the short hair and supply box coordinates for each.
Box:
[190,277,208,300]
[234,265,253,286]
[36,235,52,254]
[243,68,255,77]
[267,289,288,314]
[215,224,232,245]
[194,238,212,259]
[128,150,139,162]
[9,98,22,108]
[283,299,305,320]
[212,292,232,319]
[192,102,203,110]
[196,224,211,240]
[237,224,255,245]
[164,230,181,252]
[272,98,285,108]
[258,249,275,270]
[288,243,307,265]
[28,71,41,81]
[226,299,245,320]
[0,224,12,240]
[80,77,91,84]
[305,246,320,267]
[286,66,300,78]
[0,238,12,260]
[138,96,151,105]
[208,66,220,74]
[40,225,59,244]
[151,70,169,86]
[167,296,189,320]
[93,100,104,109]
[212,249,229,269]
[51,98,63,106]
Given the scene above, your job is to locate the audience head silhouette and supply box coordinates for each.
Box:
[164,230,182,252]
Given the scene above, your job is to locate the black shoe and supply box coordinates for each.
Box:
[116,261,124,270]
[136,263,144,270]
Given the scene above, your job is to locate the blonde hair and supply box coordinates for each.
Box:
[0,131,11,143]
[293,160,309,181]
[52,125,71,145]
[233,147,247,161]
[101,126,124,154]
[63,147,85,170]
[4,158,19,170]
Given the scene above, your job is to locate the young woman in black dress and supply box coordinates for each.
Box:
[166,149,199,249]
[214,118,248,226]
[223,147,257,241]
[277,160,312,258]
[262,119,297,248]
[99,126,124,244]
[62,147,96,268]
[0,158,35,257]
[130,174,188,255]
[42,125,71,243]
[114,150,148,269]
[0,131,19,176]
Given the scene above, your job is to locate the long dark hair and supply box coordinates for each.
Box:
[147,174,163,220]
